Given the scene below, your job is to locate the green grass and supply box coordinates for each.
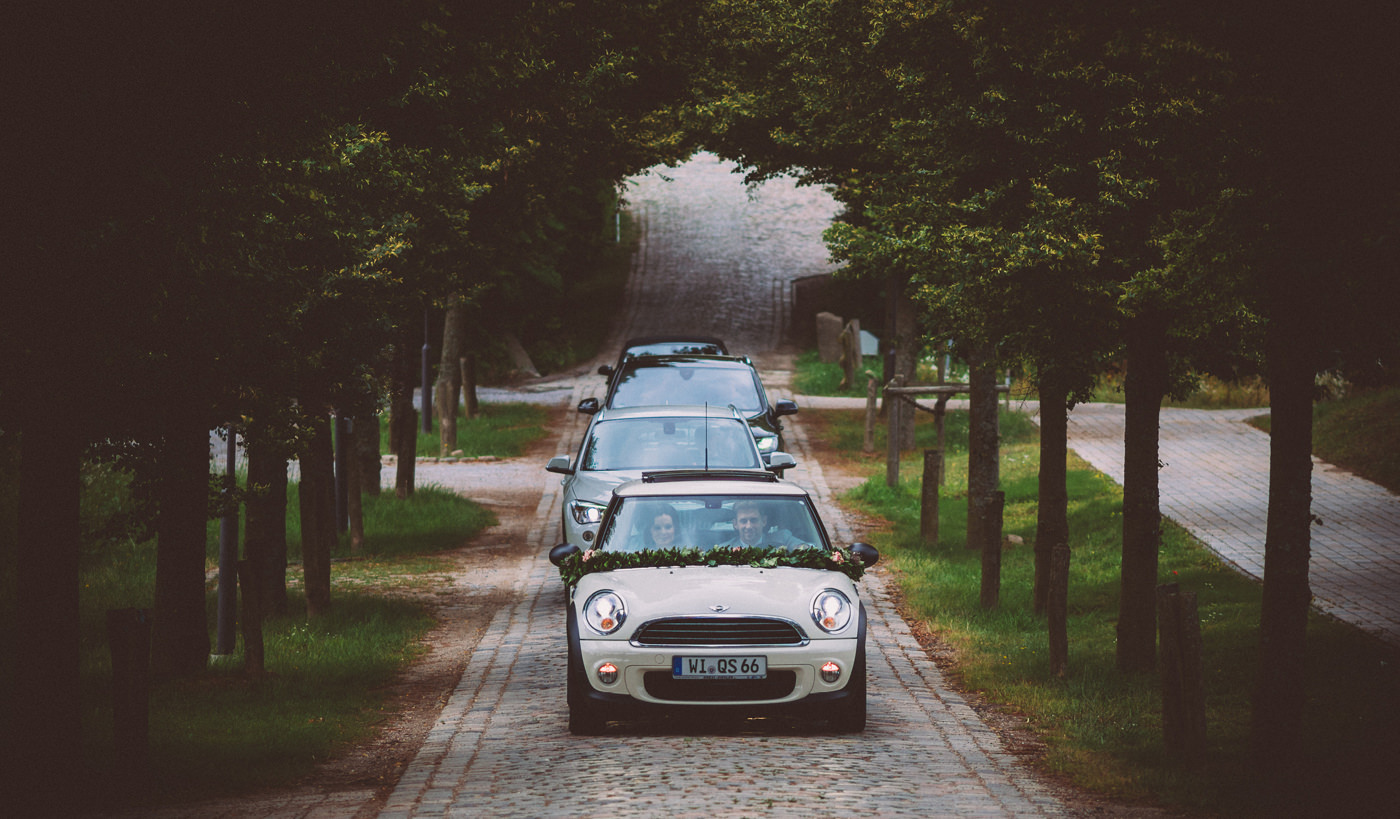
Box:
[82,593,433,805]
[1304,386,1400,493]
[0,406,529,809]
[385,401,549,458]
[792,350,885,397]
[792,352,1271,409]
[69,479,492,809]
[809,407,1400,816]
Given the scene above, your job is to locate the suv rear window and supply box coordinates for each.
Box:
[581,418,761,471]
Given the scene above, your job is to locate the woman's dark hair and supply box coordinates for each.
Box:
[645,503,681,546]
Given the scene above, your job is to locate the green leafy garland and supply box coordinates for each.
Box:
[556,544,864,588]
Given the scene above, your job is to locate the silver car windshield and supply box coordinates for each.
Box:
[598,495,826,554]
[610,366,763,413]
[581,418,762,471]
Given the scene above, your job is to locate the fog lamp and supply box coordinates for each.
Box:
[820,661,842,683]
[597,662,619,685]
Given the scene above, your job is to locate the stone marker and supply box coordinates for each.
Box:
[816,311,844,362]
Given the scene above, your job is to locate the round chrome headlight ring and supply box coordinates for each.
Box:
[583,590,627,635]
[811,589,853,633]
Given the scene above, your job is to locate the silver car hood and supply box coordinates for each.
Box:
[568,469,646,506]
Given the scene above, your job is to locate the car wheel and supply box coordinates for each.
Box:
[830,635,867,733]
[567,639,606,736]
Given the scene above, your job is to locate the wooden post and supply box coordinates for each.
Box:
[921,449,942,546]
[980,491,1005,609]
[1048,545,1070,677]
[863,373,877,454]
[1158,583,1206,768]
[838,323,856,391]
[885,377,903,487]
[934,396,950,484]
[1180,590,1207,768]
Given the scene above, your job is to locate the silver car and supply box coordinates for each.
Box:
[547,405,795,549]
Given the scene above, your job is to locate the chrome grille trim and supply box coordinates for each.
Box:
[630,616,809,647]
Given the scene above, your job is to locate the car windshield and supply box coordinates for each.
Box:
[597,495,827,554]
[609,365,763,413]
[581,418,762,471]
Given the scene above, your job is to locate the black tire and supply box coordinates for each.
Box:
[830,619,868,733]
[566,621,606,736]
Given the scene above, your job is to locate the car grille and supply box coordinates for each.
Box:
[643,671,798,702]
[631,617,807,647]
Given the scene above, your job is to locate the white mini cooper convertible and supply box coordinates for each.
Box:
[549,470,879,734]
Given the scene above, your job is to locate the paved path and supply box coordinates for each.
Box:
[1058,401,1400,648]
[805,394,1400,649]
[377,375,1071,818]
[375,160,1080,817]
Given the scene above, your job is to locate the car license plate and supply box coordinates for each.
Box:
[672,655,767,680]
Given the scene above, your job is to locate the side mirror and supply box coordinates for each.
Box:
[546,456,574,476]
[766,451,797,476]
[774,399,799,417]
[577,397,600,415]
[850,542,879,567]
[549,542,581,566]
[597,364,613,377]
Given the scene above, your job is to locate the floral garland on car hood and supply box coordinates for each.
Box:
[556,544,864,588]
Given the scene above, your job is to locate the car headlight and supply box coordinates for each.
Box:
[755,435,778,452]
[568,500,606,526]
[582,590,627,635]
[811,589,853,633]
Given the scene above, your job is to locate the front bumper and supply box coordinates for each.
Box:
[577,638,861,708]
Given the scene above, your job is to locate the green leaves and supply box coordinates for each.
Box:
[556,545,866,588]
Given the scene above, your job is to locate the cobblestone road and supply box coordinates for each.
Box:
[609,153,842,357]
[380,383,1067,818]
[377,156,1072,817]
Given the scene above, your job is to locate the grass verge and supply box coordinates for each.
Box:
[75,484,492,809]
[1253,385,1400,493]
[807,408,1400,816]
[386,401,549,459]
[1,404,544,809]
[791,350,1269,410]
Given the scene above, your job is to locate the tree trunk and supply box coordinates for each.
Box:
[6,415,81,806]
[1034,373,1070,614]
[1250,312,1314,786]
[151,415,212,678]
[436,300,466,454]
[895,286,919,450]
[391,341,417,497]
[357,412,381,497]
[244,432,289,619]
[462,354,479,419]
[299,413,335,617]
[966,346,1000,552]
[391,393,417,498]
[1117,311,1168,673]
[346,419,365,554]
